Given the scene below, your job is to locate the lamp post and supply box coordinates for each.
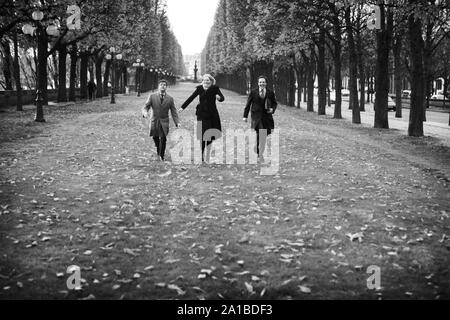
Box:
[28,9,45,122]
[149,68,154,91]
[194,60,198,82]
[105,47,123,104]
[132,59,145,97]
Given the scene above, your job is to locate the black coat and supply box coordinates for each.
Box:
[243,88,277,133]
[181,85,225,140]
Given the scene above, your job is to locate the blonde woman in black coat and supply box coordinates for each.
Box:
[179,74,225,162]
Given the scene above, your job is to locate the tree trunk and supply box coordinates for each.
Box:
[57,45,67,102]
[369,71,375,103]
[393,33,403,118]
[333,17,343,119]
[292,56,301,108]
[288,66,295,107]
[359,64,366,112]
[295,65,302,108]
[115,66,121,93]
[95,53,103,98]
[407,3,424,137]
[1,38,13,90]
[317,29,327,115]
[374,4,390,129]
[303,69,307,103]
[303,47,316,113]
[423,22,433,122]
[80,51,88,100]
[103,59,111,97]
[37,26,48,105]
[307,56,315,112]
[51,51,58,89]
[35,24,48,121]
[123,65,128,89]
[356,18,366,112]
[345,7,360,124]
[69,43,77,102]
[13,28,22,111]
[443,76,448,112]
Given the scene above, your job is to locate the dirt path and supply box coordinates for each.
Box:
[0,83,449,299]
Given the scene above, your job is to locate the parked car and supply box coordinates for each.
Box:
[329,90,349,104]
[430,93,448,100]
[387,96,396,111]
[402,90,411,98]
[330,91,335,104]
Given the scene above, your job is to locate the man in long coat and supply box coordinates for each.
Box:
[142,79,180,161]
[243,75,278,159]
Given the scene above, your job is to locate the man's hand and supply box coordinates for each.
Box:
[177,107,184,114]
[268,108,274,114]
[243,118,248,123]
[176,122,181,128]
[216,95,221,101]
[142,110,148,118]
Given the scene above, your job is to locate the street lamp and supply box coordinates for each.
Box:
[105,47,123,104]
[132,59,145,97]
[194,60,198,82]
[23,5,80,122]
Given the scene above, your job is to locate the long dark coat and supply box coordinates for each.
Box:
[142,93,179,137]
[243,88,277,135]
[181,85,225,140]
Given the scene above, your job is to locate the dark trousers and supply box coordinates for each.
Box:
[153,136,167,159]
[255,123,268,156]
[88,88,96,100]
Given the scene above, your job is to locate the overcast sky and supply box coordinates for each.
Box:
[166,0,220,56]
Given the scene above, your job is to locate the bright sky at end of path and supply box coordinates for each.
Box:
[166,0,220,55]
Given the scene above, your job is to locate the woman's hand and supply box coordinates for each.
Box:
[216,95,221,101]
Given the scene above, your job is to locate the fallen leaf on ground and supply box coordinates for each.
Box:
[167,284,186,295]
[123,248,139,256]
[346,232,364,242]
[164,259,180,264]
[299,285,311,293]
[244,282,254,294]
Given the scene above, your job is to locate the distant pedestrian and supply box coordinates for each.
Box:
[243,75,277,162]
[88,80,97,100]
[142,79,180,161]
[179,74,225,163]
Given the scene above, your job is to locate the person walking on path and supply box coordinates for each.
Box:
[243,75,277,162]
[179,74,225,163]
[142,79,180,161]
[87,79,97,100]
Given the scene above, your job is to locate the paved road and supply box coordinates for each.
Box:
[308,98,450,146]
